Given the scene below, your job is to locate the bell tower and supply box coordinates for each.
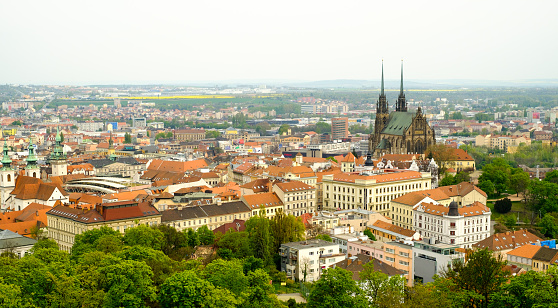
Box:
[0,141,15,209]
[25,139,41,179]
[50,128,68,177]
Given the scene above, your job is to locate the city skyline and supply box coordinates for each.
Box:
[1,0,557,85]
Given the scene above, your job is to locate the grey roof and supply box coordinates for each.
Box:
[88,157,141,168]
[160,201,251,222]
[532,246,558,262]
[0,230,37,249]
[281,239,336,250]
[334,254,404,280]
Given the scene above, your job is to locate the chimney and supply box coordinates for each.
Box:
[347,259,352,265]
[356,260,362,265]
[36,211,39,216]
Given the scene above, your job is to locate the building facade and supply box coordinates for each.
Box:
[331,117,349,141]
[280,239,345,282]
[272,180,316,217]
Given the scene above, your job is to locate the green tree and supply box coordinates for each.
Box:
[494,198,512,214]
[510,170,530,197]
[544,170,558,183]
[11,120,22,126]
[315,234,332,242]
[439,174,456,187]
[307,267,367,308]
[124,132,132,143]
[187,228,200,247]
[97,259,157,307]
[315,122,332,134]
[123,224,165,250]
[270,211,305,252]
[203,259,248,297]
[478,158,512,196]
[216,230,252,259]
[442,248,509,308]
[363,229,376,241]
[156,224,189,259]
[30,239,59,253]
[159,270,217,308]
[117,245,177,287]
[206,130,221,139]
[278,124,290,135]
[71,226,122,259]
[245,213,274,265]
[166,131,173,138]
[478,179,496,197]
[242,269,283,308]
[489,268,558,308]
[196,225,215,245]
[538,214,558,238]
[359,261,406,308]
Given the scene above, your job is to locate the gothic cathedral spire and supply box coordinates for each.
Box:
[377,60,388,115]
[396,60,407,112]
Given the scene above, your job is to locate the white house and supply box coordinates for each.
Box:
[280,239,346,282]
[414,201,491,248]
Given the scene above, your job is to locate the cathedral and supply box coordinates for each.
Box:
[368,62,435,157]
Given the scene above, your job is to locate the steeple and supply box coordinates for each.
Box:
[376,60,388,115]
[1,141,12,170]
[396,60,407,112]
[26,139,38,169]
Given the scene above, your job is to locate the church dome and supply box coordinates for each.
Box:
[448,201,459,216]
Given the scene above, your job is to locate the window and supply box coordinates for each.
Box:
[450,231,455,235]
[399,260,409,266]
[385,248,395,254]
[386,256,395,262]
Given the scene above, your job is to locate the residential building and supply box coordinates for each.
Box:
[280,239,345,282]
[383,241,414,286]
[332,254,404,281]
[507,244,542,271]
[8,176,69,211]
[475,134,531,152]
[0,229,37,258]
[132,118,147,128]
[322,170,432,216]
[88,157,145,177]
[174,129,205,141]
[368,220,419,242]
[473,229,542,259]
[334,208,386,233]
[241,192,284,218]
[272,180,316,216]
[160,201,252,231]
[532,247,558,272]
[47,201,161,252]
[331,117,349,140]
[414,201,491,248]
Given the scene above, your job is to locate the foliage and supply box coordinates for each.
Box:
[315,234,332,242]
[123,224,165,250]
[425,144,456,175]
[278,124,290,135]
[124,132,132,143]
[307,267,367,308]
[206,130,221,138]
[245,213,275,265]
[538,214,558,238]
[197,225,216,245]
[494,198,512,214]
[314,122,331,135]
[478,158,513,197]
[270,211,305,252]
[363,229,376,241]
[359,261,406,307]
[441,248,509,308]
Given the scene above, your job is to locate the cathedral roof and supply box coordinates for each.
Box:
[381,111,415,136]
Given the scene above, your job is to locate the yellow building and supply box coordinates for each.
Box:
[272,180,316,216]
[241,192,284,218]
[322,170,432,217]
[47,201,161,252]
[532,246,558,272]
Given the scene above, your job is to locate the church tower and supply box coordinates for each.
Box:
[396,60,407,112]
[0,141,15,209]
[25,139,41,179]
[50,128,67,177]
[369,61,390,154]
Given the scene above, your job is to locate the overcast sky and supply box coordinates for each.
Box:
[1,0,557,85]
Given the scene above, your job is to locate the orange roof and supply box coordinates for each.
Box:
[392,190,448,206]
[316,167,344,183]
[242,192,283,209]
[68,163,94,173]
[148,159,208,172]
[371,220,416,237]
[473,229,542,251]
[507,244,542,259]
[437,182,488,198]
[274,180,314,192]
[0,220,42,236]
[451,149,474,161]
[418,201,490,217]
[103,190,149,202]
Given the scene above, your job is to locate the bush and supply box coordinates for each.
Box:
[494,198,512,214]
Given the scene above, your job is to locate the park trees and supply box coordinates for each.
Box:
[245,213,275,265]
[307,267,367,308]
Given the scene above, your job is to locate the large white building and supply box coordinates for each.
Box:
[321,170,432,216]
[272,180,316,217]
[414,201,491,248]
[280,239,346,282]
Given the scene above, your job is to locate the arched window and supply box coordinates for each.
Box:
[7,174,10,182]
